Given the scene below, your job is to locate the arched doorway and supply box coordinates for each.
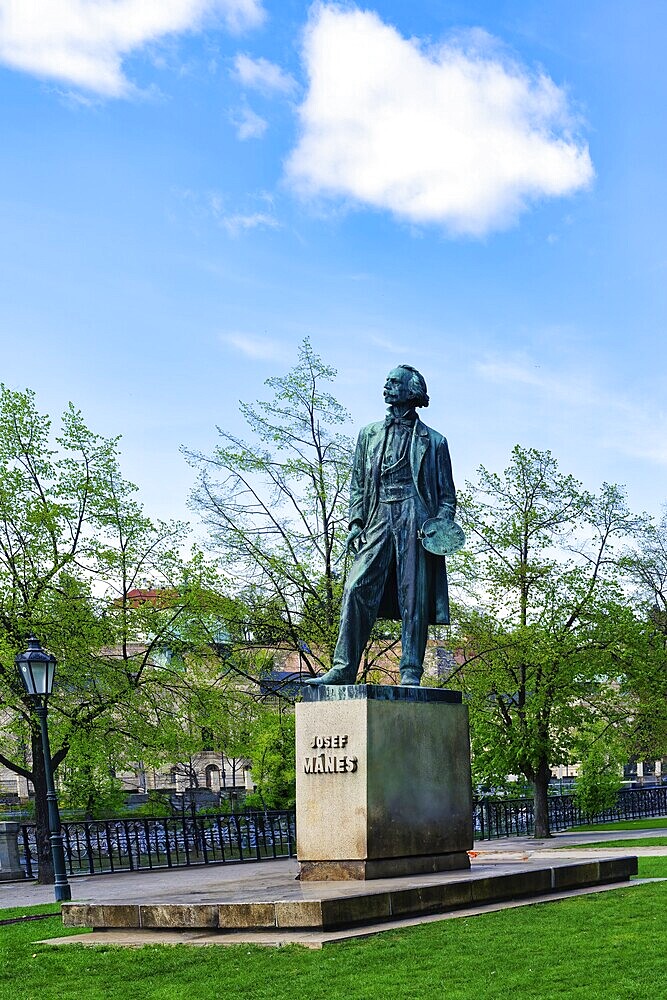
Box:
[205,764,221,792]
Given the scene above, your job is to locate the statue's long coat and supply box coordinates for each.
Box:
[347,416,456,625]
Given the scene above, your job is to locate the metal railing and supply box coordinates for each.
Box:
[15,785,667,877]
[474,785,667,840]
[19,810,295,879]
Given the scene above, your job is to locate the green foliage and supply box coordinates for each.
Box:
[618,511,667,760]
[59,763,126,819]
[0,385,237,875]
[572,733,624,817]
[130,792,175,818]
[244,707,295,810]
[184,339,355,672]
[473,776,533,800]
[452,446,646,835]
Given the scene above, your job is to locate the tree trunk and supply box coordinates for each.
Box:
[31,730,55,884]
[532,757,552,838]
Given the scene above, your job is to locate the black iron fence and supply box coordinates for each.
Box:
[474,785,667,840]
[15,786,667,878]
[19,810,295,879]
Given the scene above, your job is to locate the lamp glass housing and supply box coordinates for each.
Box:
[15,637,57,698]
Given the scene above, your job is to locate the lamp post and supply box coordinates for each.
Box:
[15,636,71,902]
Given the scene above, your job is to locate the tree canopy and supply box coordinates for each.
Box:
[184,338,400,678]
[451,445,647,835]
[618,511,667,762]
[0,385,225,877]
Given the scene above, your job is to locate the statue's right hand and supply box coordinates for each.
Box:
[345,524,364,552]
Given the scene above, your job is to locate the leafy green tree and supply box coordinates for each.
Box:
[58,729,128,819]
[243,706,296,810]
[618,512,667,761]
[452,446,644,837]
[184,339,398,675]
[572,723,625,817]
[0,385,223,880]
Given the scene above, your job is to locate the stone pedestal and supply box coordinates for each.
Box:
[0,822,25,881]
[296,685,473,881]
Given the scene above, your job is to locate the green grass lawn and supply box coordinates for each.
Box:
[1,859,666,1000]
[635,856,667,879]
[570,817,667,832]
[568,837,667,850]
[0,903,61,923]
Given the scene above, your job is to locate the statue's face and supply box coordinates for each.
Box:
[383,367,412,406]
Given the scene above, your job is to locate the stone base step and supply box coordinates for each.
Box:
[62,856,637,934]
[46,875,657,949]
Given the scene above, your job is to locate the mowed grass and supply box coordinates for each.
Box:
[636,856,667,878]
[570,817,667,832]
[1,861,666,1000]
[0,903,60,922]
[571,837,667,850]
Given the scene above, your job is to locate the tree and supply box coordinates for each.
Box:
[184,339,400,676]
[242,705,296,810]
[451,446,644,837]
[572,722,625,817]
[618,512,667,762]
[0,385,223,880]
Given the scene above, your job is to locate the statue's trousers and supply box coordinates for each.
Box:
[333,493,433,677]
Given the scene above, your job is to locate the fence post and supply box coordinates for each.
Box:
[0,822,25,881]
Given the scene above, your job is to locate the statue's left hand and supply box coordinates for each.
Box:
[345,524,364,553]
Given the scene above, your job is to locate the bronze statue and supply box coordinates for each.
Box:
[306,365,461,687]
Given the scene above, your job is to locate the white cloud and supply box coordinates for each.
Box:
[477,358,570,395]
[369,334,411,355]
[232,104,268,139]
[220,332,286,360]
[232,53,296,94]
[221,211,280,235]
[477,356,667,467]
[0,0,265,97]
[286,5,593,236]
[177,187,279,231]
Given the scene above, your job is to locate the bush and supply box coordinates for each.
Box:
[573,742,623,816]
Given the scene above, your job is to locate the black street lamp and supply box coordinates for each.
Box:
[16,636,71,902]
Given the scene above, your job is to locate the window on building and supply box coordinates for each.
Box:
[205,764,221,792]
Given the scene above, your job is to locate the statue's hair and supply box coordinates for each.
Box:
[398,365,429,407]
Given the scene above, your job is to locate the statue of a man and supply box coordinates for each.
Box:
[307,365,457,687]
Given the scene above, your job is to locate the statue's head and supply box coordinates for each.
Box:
[384,365,429,408]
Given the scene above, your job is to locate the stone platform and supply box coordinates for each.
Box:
[61,854,638,940]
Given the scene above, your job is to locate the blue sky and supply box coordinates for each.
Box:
[1,0,666,528]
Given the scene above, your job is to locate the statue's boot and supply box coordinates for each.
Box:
[304,666,357,686]
[399,669,422,686]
